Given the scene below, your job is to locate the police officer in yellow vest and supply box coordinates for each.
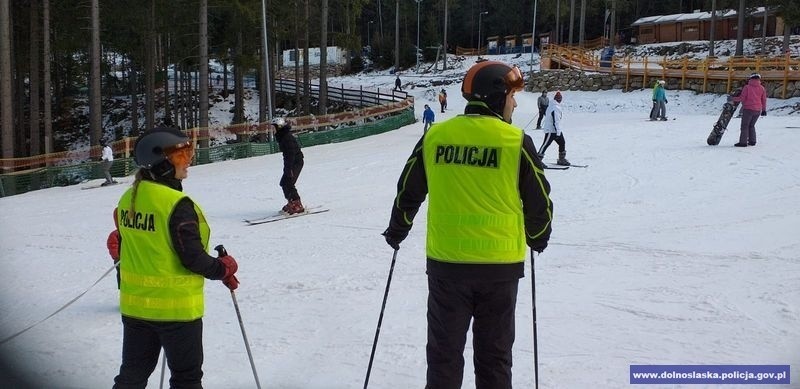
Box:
[111,127,239,388]
[383,61,553,389]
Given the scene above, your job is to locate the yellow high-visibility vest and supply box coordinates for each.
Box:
[117,180,210,321]
[423,114,526,264]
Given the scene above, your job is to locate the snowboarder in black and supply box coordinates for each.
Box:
[273,117,305,214]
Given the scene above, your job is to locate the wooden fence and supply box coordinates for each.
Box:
[543,44,800,96]
[0,80,413,171]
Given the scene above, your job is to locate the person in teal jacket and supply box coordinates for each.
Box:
[651,80,668,121]
[383,61,553,389]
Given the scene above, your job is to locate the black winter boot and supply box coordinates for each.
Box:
[557,151,571,166]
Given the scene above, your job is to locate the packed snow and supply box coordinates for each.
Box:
[1,52,799,388]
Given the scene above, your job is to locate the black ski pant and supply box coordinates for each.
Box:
[538,132,566,158]
[114,316,204,389]
[280,159,304,201]
[425,276,519,389]
[536,108,546,128]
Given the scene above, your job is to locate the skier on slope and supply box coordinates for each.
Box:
[538,90,571,166]
[110,126,239,388]
[382,61,553,388]
[273,117,305,214]
[422,104,435,133]
[100,139,118,186]
[731,73,767,147]
[536,90,549,129]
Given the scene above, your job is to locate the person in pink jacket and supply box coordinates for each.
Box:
[732,73,767,147]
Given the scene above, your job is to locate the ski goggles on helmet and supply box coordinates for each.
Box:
[505,65,525,93]
[165,141,194,167]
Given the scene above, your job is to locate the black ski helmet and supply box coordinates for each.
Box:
[461,61,524,114]
[133,126,190,170]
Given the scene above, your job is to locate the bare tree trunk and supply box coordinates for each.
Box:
[222,59,229,99]
[761,8,768,55]
[320,0,328,115]
[303,0,310,114]
[163,33,170,122]
[130,69,139,135]
[783,19,791,54]
[259,34,267,126]
[393,0,398,71]
[42,0,52,154]
[233,31,244,124]
[709,0,717,57]
[0,0,13,160]
[172,53,178,125]
[89,0,102,147]
[29,0,41,156]
[735,0,745,56]
[443,0,448,70]
[145,0,156,130]
[199,0,209,148]
[294,0,301,110]
[579,0,586,47]
[568,0,575,45]
[610,0,616,47]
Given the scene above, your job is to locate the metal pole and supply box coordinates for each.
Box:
[261,0,273,120]
[478,11,488,54]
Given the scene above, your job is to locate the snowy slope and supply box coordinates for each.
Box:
[1,53,799,388]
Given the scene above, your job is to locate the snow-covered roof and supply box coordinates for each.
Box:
[633,7,771,26]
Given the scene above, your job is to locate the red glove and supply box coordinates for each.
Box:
[223,275,239,290]
[219,255,238,279]
[107,229,120,262]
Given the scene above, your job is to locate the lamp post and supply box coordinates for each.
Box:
[367,20,374,50]
[415,0,422,71]
[478,11,488,53]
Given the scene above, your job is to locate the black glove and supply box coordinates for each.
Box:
[382,228,407,250]
[761,111,767,117]
[665,100,668,104]
[652,100,656,103]
[528,240,548,254]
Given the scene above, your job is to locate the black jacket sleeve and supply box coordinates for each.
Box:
[519,135,553,250]
[387,137,428,237]
[169,197,226,280]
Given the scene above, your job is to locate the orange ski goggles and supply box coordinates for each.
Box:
[165,142,194,167]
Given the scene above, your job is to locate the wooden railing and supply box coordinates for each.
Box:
[543,44,800,97]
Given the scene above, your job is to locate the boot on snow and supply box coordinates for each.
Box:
[556,151,571,166]
[287,199,305,215]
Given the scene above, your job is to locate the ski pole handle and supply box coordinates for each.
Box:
[214,244,227,257]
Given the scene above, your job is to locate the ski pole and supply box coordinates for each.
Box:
[531,249,540,389]
[363,249,398,389]
[159,351,166,389]
[215,245,262,389]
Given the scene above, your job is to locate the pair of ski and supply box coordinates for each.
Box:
[244,206,329,225]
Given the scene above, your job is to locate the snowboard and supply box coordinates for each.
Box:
[244,206,329,225]
[707,89,742,146]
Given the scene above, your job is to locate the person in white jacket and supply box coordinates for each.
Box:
[538,91,570,166]
[101,140,118,186]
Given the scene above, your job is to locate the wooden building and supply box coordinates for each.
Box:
[632,7,780,44]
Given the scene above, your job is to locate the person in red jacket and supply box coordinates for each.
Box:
[732,73,767,147]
